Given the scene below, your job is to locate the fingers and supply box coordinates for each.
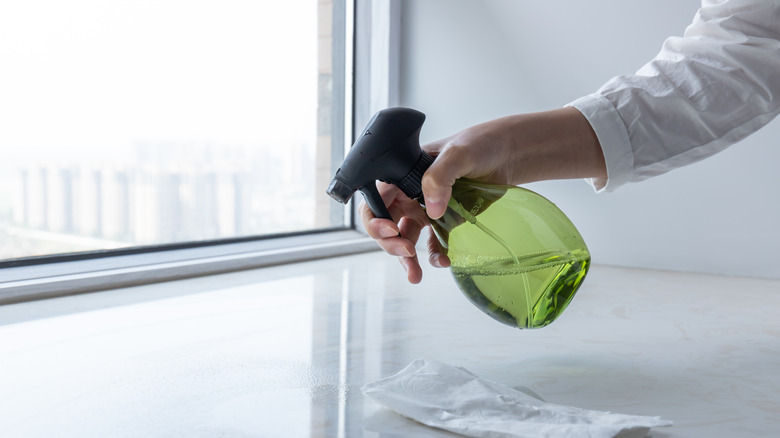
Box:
[358,182,429,283]
[360,201,415,258]
[399,255,423,284]
[421,144,473,219]
[427,228,450,268]
[360,198,400,238]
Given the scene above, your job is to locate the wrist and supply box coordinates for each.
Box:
[506,107,606,184]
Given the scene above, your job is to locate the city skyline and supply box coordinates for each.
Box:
[0,0,342,262]
[0,140,335,261]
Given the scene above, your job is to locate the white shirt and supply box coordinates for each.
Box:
[569,0,780,192]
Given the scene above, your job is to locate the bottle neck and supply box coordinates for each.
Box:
[396,151,434,201]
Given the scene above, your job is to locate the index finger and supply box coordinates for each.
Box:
[360,200,400,239]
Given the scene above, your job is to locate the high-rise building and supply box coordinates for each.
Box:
[12,168,29,226]
[26,167,48,230]
[74,167,102,237]
[101,168,131,241]
[46,166,74,233]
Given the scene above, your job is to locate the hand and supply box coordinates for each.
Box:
[359,182,449,284]
[360,107,605,283]
[421,107,605,219]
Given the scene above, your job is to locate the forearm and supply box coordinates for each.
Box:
[504,107,606,185]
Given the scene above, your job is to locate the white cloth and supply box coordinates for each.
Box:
[569,0,780,192]
[362,359,672,438]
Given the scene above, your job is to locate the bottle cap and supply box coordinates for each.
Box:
[326,107,433,220]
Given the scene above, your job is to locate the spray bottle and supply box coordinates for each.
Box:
[327,107,590,329]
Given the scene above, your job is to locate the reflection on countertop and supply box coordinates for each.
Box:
[1,250,779,437]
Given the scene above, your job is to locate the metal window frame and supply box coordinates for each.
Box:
[0,0,402,305]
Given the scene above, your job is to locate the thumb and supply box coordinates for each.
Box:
[421,146,471,219]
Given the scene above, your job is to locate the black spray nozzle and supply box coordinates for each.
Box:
[326,107,433,221]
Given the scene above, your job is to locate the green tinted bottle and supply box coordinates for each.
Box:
[428,180,589,328]
[327,107,590,329]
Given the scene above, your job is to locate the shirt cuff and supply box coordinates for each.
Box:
[566,94,634,192]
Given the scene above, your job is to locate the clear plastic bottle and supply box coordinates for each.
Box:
[327,108,590,329]
[430,180,589,328]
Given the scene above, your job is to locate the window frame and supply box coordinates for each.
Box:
[0,0,402,305]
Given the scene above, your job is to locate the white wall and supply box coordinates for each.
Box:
[399,0,780,279]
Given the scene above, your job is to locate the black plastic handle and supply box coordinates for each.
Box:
[326,107,430,222]
[359,184,393,221]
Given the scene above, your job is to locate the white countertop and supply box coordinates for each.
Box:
[1,250,779,437]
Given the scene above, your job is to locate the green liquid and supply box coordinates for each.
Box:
[429,180,590,329]
[451,251,590,328]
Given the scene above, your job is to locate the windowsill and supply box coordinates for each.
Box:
[2,253,779,436]
[0,229,378,305]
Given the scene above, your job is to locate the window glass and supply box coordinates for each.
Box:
[0,0,348,261]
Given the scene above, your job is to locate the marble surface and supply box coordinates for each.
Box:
[1,250,779,437]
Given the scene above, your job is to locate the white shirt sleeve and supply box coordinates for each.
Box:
[568,0,780,192]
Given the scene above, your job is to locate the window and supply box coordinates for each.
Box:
[0,0,351,263]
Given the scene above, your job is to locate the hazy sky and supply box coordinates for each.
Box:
[0,0,318,162]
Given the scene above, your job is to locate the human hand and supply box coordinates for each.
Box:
[360,107,605,283]
[421,107,604,219]
[359,181,449,284]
